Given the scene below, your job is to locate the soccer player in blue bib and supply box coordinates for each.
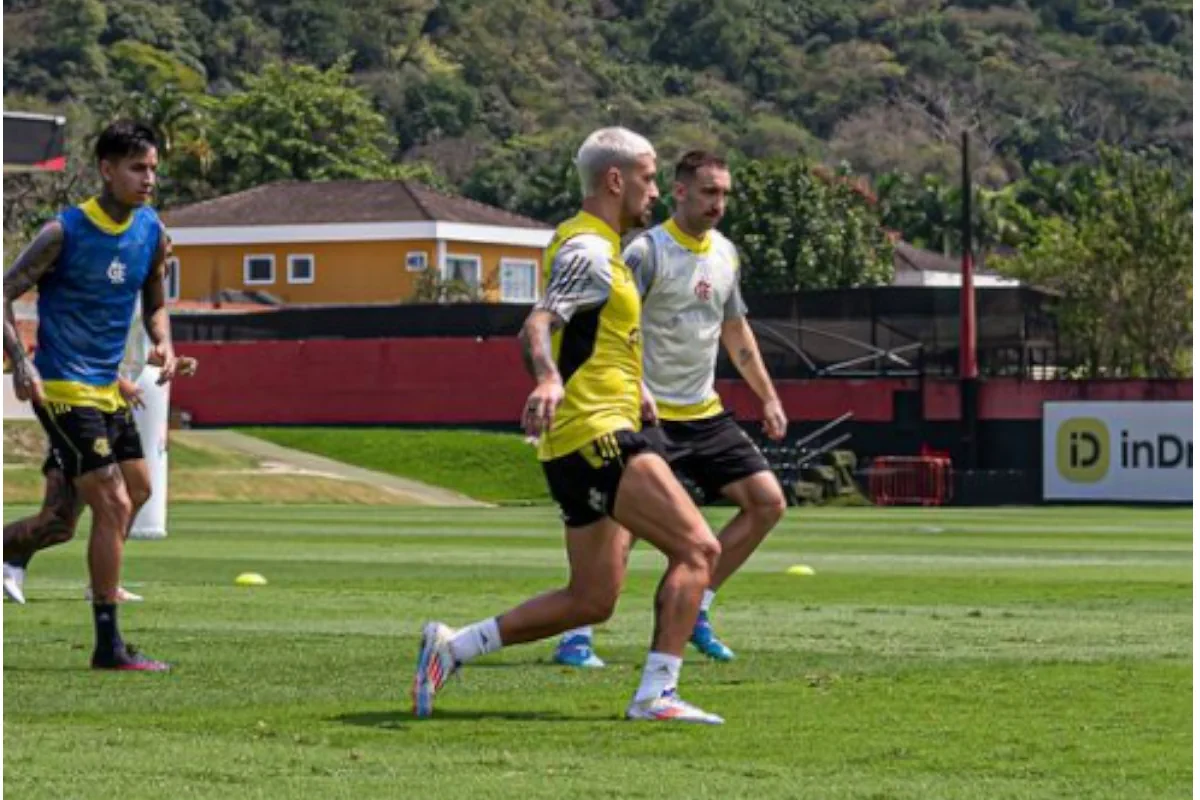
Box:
[2,121,180,671]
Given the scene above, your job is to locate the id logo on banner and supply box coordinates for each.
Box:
[1056,417,1110,483]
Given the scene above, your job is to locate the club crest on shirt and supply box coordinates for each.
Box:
[106,258,127,285]
[694,277,713,302]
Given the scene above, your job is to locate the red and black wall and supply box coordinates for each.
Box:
[172,336,1190,474]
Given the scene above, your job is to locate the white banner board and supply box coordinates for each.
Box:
[1043,401,1192,502]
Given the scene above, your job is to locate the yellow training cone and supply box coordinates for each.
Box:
[235,572,268,587]
[786,565,816,576]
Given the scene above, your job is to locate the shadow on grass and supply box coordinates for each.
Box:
[335,707,616,728]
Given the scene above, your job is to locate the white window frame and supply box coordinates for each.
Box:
[243,254,276,285]
[164,256,181,301]
[405,251,428,272]
[499,258,539,303]
[287,253,316,285]
[443,253,482,288]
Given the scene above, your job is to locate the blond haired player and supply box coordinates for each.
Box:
[554,150,788,668]
[412,128,726,724]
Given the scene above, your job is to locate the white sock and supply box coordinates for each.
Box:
[633,651,682,703]
[561,626,593,641]
[700,589,716,614]
[448,618,502,664]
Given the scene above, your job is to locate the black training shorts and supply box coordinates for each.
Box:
[34,401,143,479]
[541,429,663,528]
[643,411,772,502]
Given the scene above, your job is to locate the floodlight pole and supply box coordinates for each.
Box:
[959,130,979,470]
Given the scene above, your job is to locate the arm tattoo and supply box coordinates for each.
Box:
[519,313,562,382]
[724,318,780,404]
[4,222,63,367]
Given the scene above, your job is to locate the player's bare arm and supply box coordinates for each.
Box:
[142,223,178,384]
[721,317,787,441]
[519,309,565,436]
[3,221,64,404]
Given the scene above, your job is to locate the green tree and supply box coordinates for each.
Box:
[722,158,894,291]
[265,0,354,68]
[99,0,206,76]
[1000,149,1191,377]
[876,172,960,255]
[204,58,397,193]
[876,171,1033,256]
[463,134,580,224]
[385,70,479,151]
[93,42,209,161]
[7,0,109,99]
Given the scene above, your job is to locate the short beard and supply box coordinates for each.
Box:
[683,210,717,233]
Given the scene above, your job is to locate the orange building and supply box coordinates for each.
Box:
[161,180,553,305]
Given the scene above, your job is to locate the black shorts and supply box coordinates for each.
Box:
[646,411,772,502]
[34,402,143,479]
[541,429,662,528]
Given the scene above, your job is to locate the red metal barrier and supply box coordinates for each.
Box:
[868,456,953,506]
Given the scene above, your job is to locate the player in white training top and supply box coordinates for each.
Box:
[554,150,788,666]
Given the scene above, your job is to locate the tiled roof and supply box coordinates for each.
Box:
[161,180,550,230]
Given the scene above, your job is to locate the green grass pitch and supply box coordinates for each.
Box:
[3,503,1191,799]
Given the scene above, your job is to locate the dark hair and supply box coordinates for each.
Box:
[95,120,158,163]
[674,150,728,182]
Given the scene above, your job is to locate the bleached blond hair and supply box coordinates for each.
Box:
[575,127,656,197]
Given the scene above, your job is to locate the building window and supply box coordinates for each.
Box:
[406,251,428,272]
[244,254,275,285]
[165,256,180,301]
[500,259,538,303]
[445,254,481,290]
[288,254,315,284]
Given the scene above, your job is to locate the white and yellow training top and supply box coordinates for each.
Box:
[623,218,748,423]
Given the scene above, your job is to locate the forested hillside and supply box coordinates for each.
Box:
[5,0,1190,193]
[3,0,1191,375]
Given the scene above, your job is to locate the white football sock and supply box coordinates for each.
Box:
[449,618,502,664]
[561,626,593,641]
[700,589,716,614]
[633,651,682,703]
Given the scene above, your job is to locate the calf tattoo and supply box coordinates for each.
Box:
[2,472,82,564]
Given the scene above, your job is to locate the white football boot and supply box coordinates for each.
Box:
[412,621,459,718]
[3,563,27,605]
[625,688,724,725]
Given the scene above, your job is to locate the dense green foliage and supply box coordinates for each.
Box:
[1000,149,1192,377]
[2,1,1190,372]
[5,0,1189,207]
[7,0,1190,181]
